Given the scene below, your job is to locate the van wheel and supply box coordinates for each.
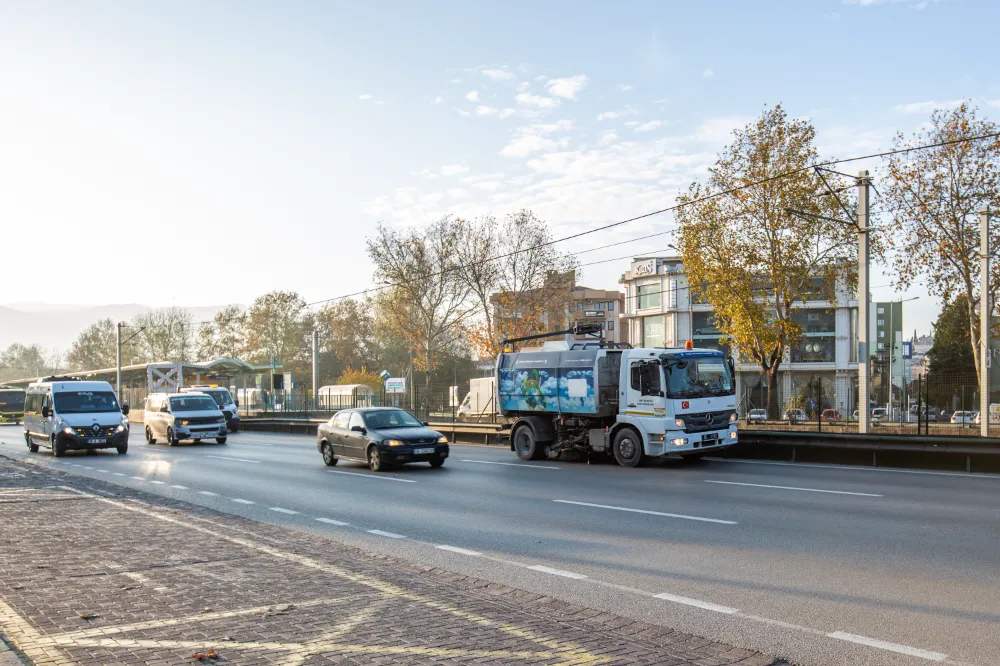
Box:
[117,442,128,455]
[613,428,645,467]
[25,433,39,453]
[513,426,543,460]
[216,437,227,444]
[321,442,338,466]
[145,426,157,445]
[52,435,66,457]
[167,427,179,446]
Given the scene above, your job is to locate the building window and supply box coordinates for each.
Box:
[637,284,661,310]
[607,301,615,311]
[643,315,665,348]
[877,319,884,326]
[596,302,605,310]
[608,320,615,331]
[879,331,885,338]
[877,307,885,314]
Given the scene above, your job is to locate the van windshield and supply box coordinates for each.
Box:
[662,355,734,399]
[53,391,120,414]
[203,391,234,407]
[170,396,219,412]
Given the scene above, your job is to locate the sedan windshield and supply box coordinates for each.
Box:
[170,396,218,412]
[363,410,424,429]
[53,391,120,414]
[663,355,734,399]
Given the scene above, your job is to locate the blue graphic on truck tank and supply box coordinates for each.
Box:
[499,366,596,414]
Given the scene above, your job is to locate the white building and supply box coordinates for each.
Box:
[620,255,861,417]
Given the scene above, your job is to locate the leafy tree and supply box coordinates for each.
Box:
[335,366,383,395]
[314,298,375,382]
[244,291,310,372]
[0,343,61,381]
[129,307,195,363]
[676,105,857,418]
[455,211,577,357]
[366,217,474,408]
[66,318,120,370]
[882,101,1000,385]
[926,296,978,409]
[197,305,247,360]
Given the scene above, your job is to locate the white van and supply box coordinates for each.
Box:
[180,386,240,432]
[22,377,130,456]
[144,392,227,445]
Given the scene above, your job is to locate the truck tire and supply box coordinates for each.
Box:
[612,428,645,467]
[513,425,543,461]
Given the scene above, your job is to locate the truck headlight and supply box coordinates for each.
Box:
[671,437,688,446]
[674,418,684,428]
[730,431,737,438]
[730,413,738,422]
[385,439,404,447]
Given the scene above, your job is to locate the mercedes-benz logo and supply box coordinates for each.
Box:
[705,414,714,425]
[91,424,101,434]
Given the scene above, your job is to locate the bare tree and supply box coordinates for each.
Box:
[130,307,195,363]
[197,306,248,360]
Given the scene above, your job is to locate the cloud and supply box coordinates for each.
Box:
[359,94,372,101]
[479,67,514,81]
[892,99,965,114]
[515,92,559,109]
[451,78,462,84]
[455,107,471,117]
[441,165,469,176]
[447,188,465,198]
[617,83,633,92]
[545,74,588,100]
[433,96,444,104]
[702,68,714,78]
[476,105,516,119]
[633,120,662,133]
[596,107,638,121]
[988,100,1000,109]
[499,120,574,159]
[598,130,619,146]
[465,90,480,102]
[624,121,639,127]
[517,81,530,92]
[694,115,753,143]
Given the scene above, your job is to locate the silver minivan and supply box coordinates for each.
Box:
[144,392,227,446]
[23,378,130,456]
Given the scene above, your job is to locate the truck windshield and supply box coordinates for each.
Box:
[663,356,734,399]
[53,391,120,414]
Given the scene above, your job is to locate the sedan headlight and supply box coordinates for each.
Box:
[437,436,448,444]
[62,426,74,435]
[385,439,405,447]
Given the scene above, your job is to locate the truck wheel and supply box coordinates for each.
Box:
[613,428,645,467]
[513,426,543,460]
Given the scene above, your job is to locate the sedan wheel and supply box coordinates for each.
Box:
[321,442,338,466]
[368,447,385,472]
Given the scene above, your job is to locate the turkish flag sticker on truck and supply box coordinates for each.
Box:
[681,401,690,409]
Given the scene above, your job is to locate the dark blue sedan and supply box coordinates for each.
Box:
[316,407,449,472]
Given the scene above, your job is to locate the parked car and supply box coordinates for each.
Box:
[782,409,808,422]
[950,410,976,425]
[23,377,130,456]
[316,407,449,471]
[747,408,767,423]
[144,392,227,445]
[973,411,982,425]
[820,409,842,420]
[871,408,887,421]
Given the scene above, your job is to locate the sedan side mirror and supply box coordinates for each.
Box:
[422,421,429,427]
[351,425,366,434]
[41,405,50,418]
[122,404,130,416]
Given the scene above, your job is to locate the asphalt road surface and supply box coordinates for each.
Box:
[1,424,998,666]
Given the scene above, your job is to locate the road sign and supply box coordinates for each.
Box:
[448,385,459,408]
[379,369,391,381]
[385,377,406,394]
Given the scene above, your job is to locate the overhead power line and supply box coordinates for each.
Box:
[304,130,1000,309]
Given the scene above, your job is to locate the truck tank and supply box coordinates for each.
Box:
[497,349,621,418]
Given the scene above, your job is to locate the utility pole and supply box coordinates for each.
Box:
[857,170,872,434]
[311,329,319,412]
[116,321,123,402]
[980,210,991,438]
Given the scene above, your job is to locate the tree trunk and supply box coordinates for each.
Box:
[765,362,782,420]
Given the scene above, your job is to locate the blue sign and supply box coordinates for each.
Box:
[901,341,912,360]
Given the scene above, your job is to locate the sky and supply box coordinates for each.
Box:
[1,0,999,337]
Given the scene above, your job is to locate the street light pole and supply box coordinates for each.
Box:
[888,296,918,421]
[857,171,872,434]
[980,210,991,438]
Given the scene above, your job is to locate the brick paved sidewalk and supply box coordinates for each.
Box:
[0,458,778,666]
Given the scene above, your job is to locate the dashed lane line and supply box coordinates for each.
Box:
[460,459,561,470]
[826,631,948,662]
[205,455,261,464]
[196,491,219,496]
[170,485,188,489]
[230,498,255,505]
[653,592,738,614]
[527,565,587,580]
[553,499,737,525]
[367,530,405,539]
[149,480,166,485]
[705,457,1000,480]
[703,480,883,497]
[316,517,349,526]
[270,507,299,515]
[129,476,145,481]
[436,545,482,556]
[327,470,416,483]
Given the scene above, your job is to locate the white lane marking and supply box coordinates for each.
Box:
[460,459,560,470]
[826,631,947,661]
[129,476,145,481]
[315,517,349,526]
[527,565,587,580]
[230,498,254,505]
[94,469,109,473]
[553,499,737,525]
[82,466,94,470]
[112,472,126,477]
[149,480,166,485]
[270,507,298,515]
[205,455,260,464]
[197,491,219,496]
[170,485,188,490]
[436,545,482,556]
[704,480,883,497]
[327,470,416,483]
[707,457,1000,480]
[654,592,739,614]
[367,530,405,539]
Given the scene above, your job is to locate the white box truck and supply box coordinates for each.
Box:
[457,377,497,422]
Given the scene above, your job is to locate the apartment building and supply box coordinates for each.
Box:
[620,256,860,416]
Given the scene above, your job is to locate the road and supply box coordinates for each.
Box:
[1,424,998,666]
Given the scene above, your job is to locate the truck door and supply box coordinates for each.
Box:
[625,361,666,437]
